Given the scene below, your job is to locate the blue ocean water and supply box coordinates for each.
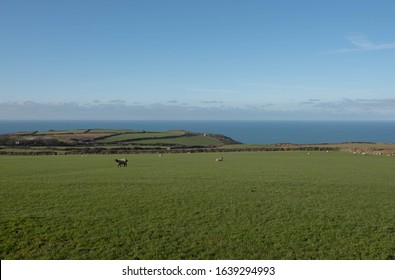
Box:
[0,120,394,144]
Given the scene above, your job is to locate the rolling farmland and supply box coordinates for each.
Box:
[1,151,394,259]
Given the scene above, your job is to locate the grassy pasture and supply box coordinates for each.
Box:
[0,152,394,259]
[98,131,186,143]
[133,135,223,146]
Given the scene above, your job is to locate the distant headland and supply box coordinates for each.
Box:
[1,128,395,156]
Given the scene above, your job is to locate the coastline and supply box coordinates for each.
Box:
[1,120,395,145]
[1,127,395,156]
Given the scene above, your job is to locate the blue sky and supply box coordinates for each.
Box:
[1,0,395,120]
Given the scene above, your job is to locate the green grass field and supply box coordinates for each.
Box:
[1,152,394,259]
[98,131,186,143]
[133,135,222,146]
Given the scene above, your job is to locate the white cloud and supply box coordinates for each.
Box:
[1,99,395,121]
[302,98,395,119]
[346,34,374,49]
[347,34,395,50]
[323,34,395,54]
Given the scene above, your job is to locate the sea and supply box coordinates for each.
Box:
[1,120,395,144]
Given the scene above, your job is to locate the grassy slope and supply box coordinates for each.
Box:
[1,129,226,152]
[3,129,395,155]
[133,135,222,146]
[98,131,186,143]
[1,152,394,259]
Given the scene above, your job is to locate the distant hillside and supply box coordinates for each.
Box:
[0,128,240,155]
[1,128,395,156]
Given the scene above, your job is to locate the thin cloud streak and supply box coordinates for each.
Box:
[302,98,395,119]
[323,34,395,54]
[1,99,395,121]
[347,34,395,50]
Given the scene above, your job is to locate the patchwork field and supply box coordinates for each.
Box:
[0,128,238,155]
[1,151,394,259]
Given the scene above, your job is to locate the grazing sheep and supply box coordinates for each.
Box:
[215,157,224,162]
[115,158,128,167]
